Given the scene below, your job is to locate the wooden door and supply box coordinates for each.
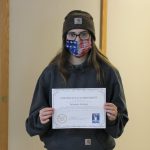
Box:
[0,0,9,149]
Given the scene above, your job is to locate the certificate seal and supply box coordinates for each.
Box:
[56,114,67,124]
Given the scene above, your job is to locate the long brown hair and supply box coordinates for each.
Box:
[50,37,112,85]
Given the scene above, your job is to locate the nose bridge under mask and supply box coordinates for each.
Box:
[74,35,80,41]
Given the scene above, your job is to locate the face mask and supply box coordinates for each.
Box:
[66,39,92,57]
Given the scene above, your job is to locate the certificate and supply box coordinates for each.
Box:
[52,88,106,129]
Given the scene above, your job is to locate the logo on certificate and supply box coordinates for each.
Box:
[92,113,100,123]
[56,114,67,124]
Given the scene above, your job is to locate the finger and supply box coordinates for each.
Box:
[107,113,117,121]
[106,109,117,115]
[106,112,117,120]
[39,111,53,118]
[105,107,117,112]
[107,114,116,121]
[41,119,50,124]
[40,114,52,120]
[39,110,53,116]
[105,108,117,115]
[39,108,54,115]
[107,115,116,121]
[107,112,115,117]
[105,103,117,107]
[105,103,117,111]
[40,107,54,113]
[40,107,54,112]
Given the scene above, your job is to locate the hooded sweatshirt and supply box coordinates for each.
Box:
[25,58,128,150]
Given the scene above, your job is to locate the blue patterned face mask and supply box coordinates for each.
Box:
[66,39,92,57]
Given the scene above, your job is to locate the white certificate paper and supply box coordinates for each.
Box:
[52,88,106,129]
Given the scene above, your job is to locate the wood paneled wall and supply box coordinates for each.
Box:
[0,0,9,149]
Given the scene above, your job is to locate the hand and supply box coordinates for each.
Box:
[104,103,118,121]
[39,107,54,124]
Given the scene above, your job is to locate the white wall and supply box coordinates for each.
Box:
[9,0,100,150]
[107,0,150,150]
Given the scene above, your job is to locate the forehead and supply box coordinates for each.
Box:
[68,29,87,33]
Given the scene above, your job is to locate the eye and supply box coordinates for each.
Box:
[80,31,89,38]
[68,32,76,37]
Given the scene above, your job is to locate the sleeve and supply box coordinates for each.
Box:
[105,69,129,138]
[25,67,51,136]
